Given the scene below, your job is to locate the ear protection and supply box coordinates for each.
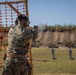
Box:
[24,21,30,26]
[15,19,18,25]
[16,14,30,26]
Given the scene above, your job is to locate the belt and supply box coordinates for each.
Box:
[6,53,26,59]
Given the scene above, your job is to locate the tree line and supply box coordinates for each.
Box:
[38,24,76,32]
[0,24,76,32]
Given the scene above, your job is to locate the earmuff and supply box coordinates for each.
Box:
[25,21,30,26]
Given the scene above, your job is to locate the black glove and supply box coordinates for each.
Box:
[26,63,32,75]
[32,30,38,41]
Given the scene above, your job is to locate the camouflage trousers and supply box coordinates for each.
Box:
[1,57,31,75]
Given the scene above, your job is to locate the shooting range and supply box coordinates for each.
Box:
[0,0,76,75]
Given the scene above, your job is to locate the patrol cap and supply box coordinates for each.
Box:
[17,14,29,21]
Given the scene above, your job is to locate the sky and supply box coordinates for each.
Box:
[0,0,76,26]
[28,0,76,26]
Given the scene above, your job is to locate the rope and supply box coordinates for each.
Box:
[0,6,2,26]
[5,4,8,27]
[11,8,13,26]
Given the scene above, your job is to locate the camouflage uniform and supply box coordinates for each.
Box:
[1,25,36,75]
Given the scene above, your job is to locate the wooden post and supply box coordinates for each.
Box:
[24,0,29,17]
[24,0,33,75]
[0,33,3,51]
[6,2,21,15]
[28,39,33,75]
[0,1,24,4]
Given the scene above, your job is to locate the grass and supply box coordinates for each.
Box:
[0,47,76,75]
[32,47,76,75]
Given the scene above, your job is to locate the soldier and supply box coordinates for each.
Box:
[51,47,56,60]
[1,14,38,75]
[69,47,74,60]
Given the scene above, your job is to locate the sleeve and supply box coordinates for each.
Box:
[31,30,38,41]
[24,29,38,41]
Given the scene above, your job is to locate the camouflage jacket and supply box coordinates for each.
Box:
[6,25,37,55]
